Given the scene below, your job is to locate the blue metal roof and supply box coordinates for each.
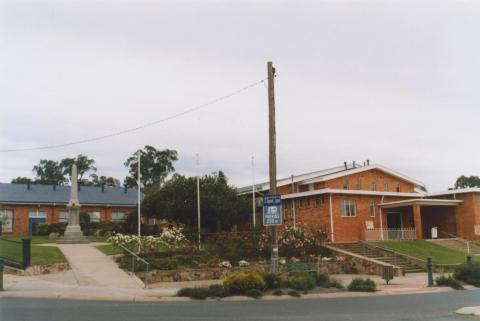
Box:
[0,183,143,206]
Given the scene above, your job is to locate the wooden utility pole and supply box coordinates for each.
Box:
[267,61,279,273]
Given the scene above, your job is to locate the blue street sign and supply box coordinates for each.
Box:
[263,194,282,226]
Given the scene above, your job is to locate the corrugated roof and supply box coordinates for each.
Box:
[0,183,143,205]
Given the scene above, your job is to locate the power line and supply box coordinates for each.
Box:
[0,78,266,153]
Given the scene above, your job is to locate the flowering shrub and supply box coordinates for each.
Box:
[157,227,187,250]
[279,227,308,257]
[108,227,187,253]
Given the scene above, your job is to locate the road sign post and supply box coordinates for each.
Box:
[263,194,282,226]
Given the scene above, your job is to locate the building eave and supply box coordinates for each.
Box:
[379,198,463,208]
[279,188,423,200]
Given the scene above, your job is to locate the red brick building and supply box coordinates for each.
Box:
[239,162,480,243]
[0,182,142,236]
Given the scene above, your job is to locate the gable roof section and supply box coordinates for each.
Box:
[301,164,426,189]
[0,183,143,206]
[237,163,425,194]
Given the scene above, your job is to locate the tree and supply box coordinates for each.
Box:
[88,174,121,187]
[124,146,177,188]
[141,171,249,231]
[454,175,480,189]
[11,177,31,184]
[60,154,97,181]
[32,160,66,185]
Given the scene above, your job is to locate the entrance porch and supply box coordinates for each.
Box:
[365,199,462,241]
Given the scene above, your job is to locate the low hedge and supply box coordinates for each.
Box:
[33,222,67,236]
[347,278,376,292]
[288,272,316,291]
[453,263,480,286]
[223,272,266,294]
[435,275,464,290]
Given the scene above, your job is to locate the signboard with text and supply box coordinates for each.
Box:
[263,194,282,226]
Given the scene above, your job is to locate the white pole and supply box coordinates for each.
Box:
[252,156,256,229]
[291,175,296,228]
[137,150,141,238]
[196,154,201,249]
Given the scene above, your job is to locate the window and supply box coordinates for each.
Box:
[371,183,376,191]
[370,202,376,218]
[300,198,310,208]
[59,211,69,223]
[341,200,357,217]
[396,183,401,192]
[383,183,389,192]
[315,195,325,207]
[283,206,289,219]
[355,179,362,190]
[0,209,14,232]
[88,212,101,222]
[342,179,349,190]
[111,212,126,221]
[147,217,156,225]
[29,210,46,218]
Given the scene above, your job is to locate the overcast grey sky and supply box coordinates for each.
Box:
[1,0,479,192]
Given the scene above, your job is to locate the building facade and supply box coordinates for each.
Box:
[239,162,480,243]
[0,183,142,236]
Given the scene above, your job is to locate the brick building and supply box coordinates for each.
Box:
[239,162,480,243]
[0,182,143,236]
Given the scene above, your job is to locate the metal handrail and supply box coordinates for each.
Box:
[116,243,150,288]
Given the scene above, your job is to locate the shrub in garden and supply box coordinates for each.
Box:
[347,278,376,292]
[177,287,210,300]
[315,272,330,287]
[288,290,301,297]
[288,272,316,291]
[260,272,280,290]
[245,289,263,299]
[435,275,464,290]
[223,272,266,294]
[279,227,308,257]
[33,222,67,236]
[273,289,284,296]
[150,257,179,270]
[453,263,480,286]
[208,284,230,298]
[327,278,344,289]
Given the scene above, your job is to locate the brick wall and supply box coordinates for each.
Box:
[0,204,137,237]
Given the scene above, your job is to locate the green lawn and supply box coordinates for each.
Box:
[95,244,115,256]
[1,237,66,266]
[374,240,473,265]
[4,236,56,244]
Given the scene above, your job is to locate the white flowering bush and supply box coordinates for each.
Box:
[157,227,187,250]
[219,261,232,268]
[108,227,187,254]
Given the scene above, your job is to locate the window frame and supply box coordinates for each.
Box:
[59,211,69,223]
[88,211,101,222]
[341,200,357,217]
[111,211,126,222]
[355,179,362,190]
[371,182,376,191]
[370,202,376,218]
[383,183,389,192]
[0,209,14,232]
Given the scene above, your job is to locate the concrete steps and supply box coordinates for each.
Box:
[332,243,425,274]
[430,239,480,255]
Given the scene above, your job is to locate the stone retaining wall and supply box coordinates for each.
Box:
[141,261,346,283]
[325,246,402,276]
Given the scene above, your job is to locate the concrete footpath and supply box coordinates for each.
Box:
[0,244,475,302]
[56,244,141,289]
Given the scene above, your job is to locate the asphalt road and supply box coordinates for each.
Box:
[1,291,479,321]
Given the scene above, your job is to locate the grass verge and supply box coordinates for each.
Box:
[374,240,472,265]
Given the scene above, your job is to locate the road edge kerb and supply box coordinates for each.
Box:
[0,286,462,303]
